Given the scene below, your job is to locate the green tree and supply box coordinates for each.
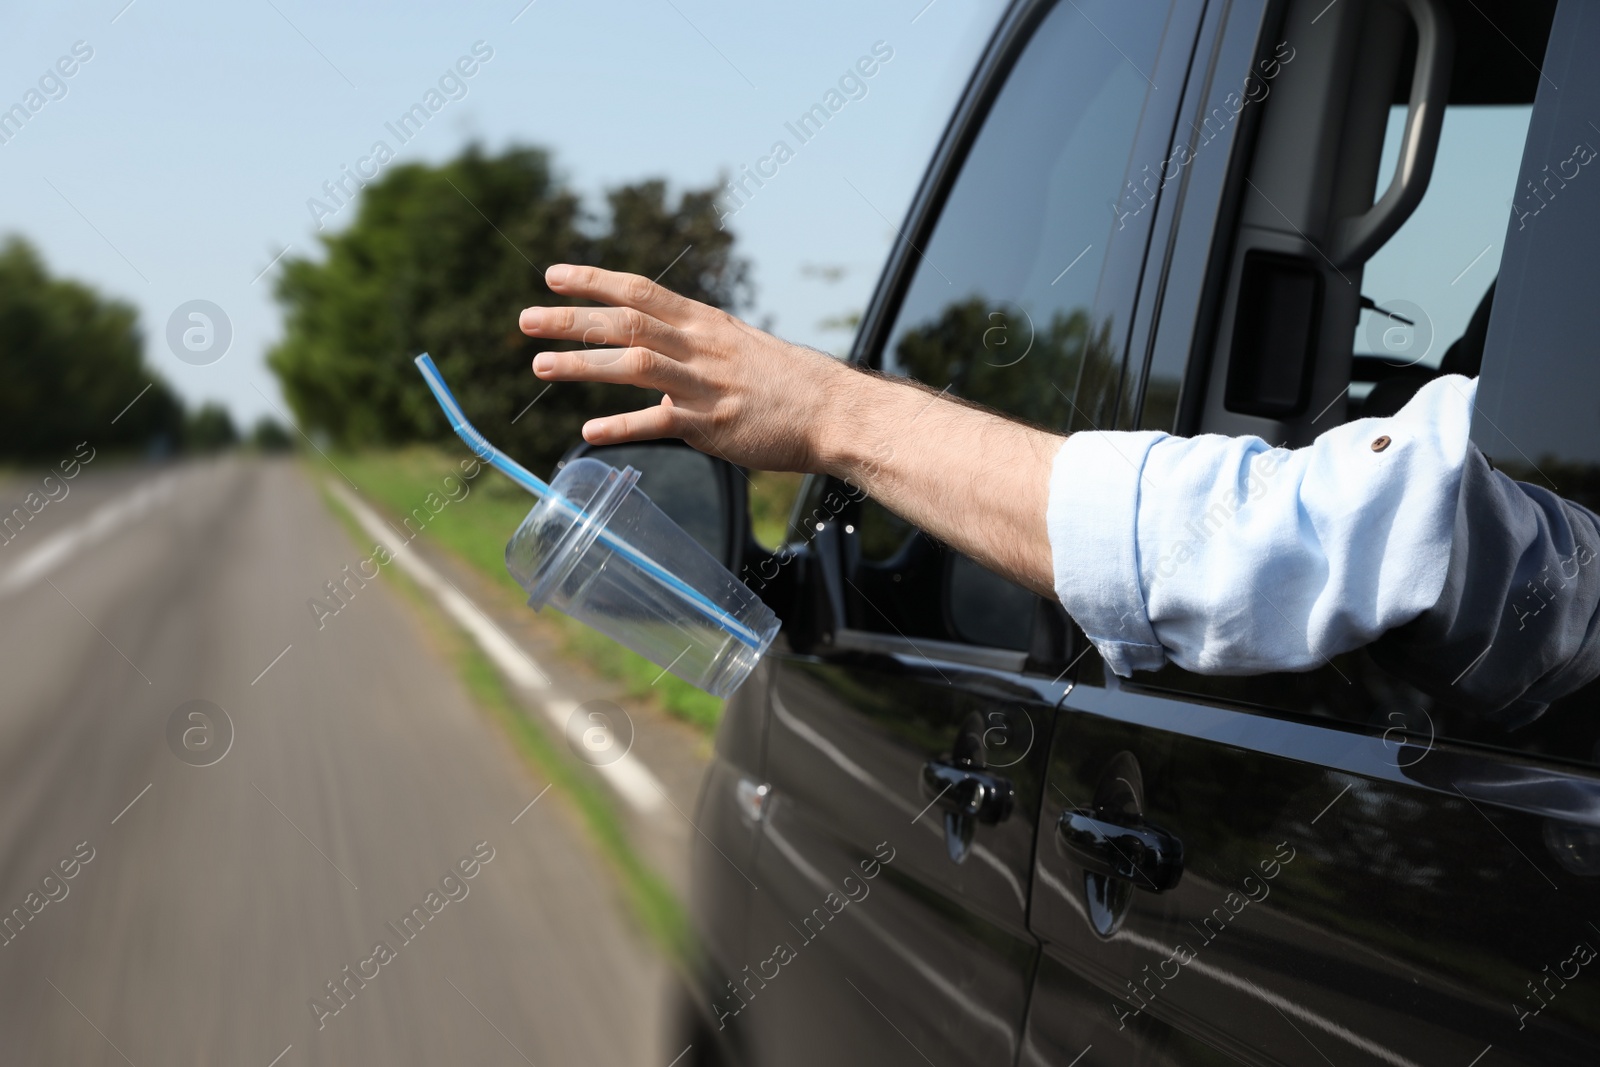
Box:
[248,416,294,453]
[0,236,185,459]
[893,295,1104,431]
[184,402,238,452]
[268,144,748,477]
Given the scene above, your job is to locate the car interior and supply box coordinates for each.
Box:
[1131,0,1600,767]
[1200,0,1554,443]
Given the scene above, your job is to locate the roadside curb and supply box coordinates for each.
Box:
[325,479,669,816]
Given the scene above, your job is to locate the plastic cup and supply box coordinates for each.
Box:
[505,457,780,698]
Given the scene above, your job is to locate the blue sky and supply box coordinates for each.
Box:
[0,0,999,427]
[1358,104,1531,364]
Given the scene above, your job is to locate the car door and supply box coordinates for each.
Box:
[728,3,1202,1065]
[1023,1,1600,1065]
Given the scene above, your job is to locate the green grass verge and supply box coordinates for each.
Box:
[316,478,689,961]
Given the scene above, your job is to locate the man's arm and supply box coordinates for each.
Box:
[1050,376,1476,677]
[519,264,1063,597]
[520,264,1600,717]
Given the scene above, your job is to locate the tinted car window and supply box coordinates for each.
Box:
[1474,57,1600,519]
[877,0,1157,425]
[1464,0,1600,762]
[842,0,1175,651]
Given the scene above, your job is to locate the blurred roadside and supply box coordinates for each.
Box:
[306,446,805,941]
[0,454,674,1064]
[0,131,816,1063]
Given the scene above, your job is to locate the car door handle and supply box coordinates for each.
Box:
[921,760,1014,824]
[1058,809,1184,892]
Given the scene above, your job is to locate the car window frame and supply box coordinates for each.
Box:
[810,0,1196,674]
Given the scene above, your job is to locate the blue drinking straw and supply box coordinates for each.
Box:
[413,353,763,650]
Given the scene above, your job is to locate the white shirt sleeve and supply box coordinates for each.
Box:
[1046,375,1478,677]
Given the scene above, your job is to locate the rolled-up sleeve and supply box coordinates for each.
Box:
[1048,375,1477,677]
[1370,446,1600,725]
[1045,430,1169,676]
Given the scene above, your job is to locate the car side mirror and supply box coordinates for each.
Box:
[555,439,751,576]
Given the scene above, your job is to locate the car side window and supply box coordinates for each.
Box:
[1347,103,1530,393]
[1134,0,1600,769]
[840,0,1177,654]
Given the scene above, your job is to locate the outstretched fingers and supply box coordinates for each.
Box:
[543,263,709,328]
[532,347,693,394]
[519,303,686,354]
[582,397,684,445]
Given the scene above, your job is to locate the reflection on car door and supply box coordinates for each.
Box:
[1026,678,1600,1066]
[748,644,1066,1064]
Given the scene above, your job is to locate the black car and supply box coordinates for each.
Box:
[582,0,1600,1062]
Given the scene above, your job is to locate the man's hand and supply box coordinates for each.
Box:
[519,263,852,474]
[519,263,1062,598]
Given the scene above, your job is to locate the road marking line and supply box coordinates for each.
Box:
[251,644,293,686]
[1466,1044,1492,1067]
[0,473,181,598]
[266,1044,293,1067]
[511,784,552,824]
[666,1045,694,1067]
[327,481,666,815]
[111,783,152,825]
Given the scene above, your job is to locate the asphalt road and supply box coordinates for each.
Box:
[0,457,667,1065]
